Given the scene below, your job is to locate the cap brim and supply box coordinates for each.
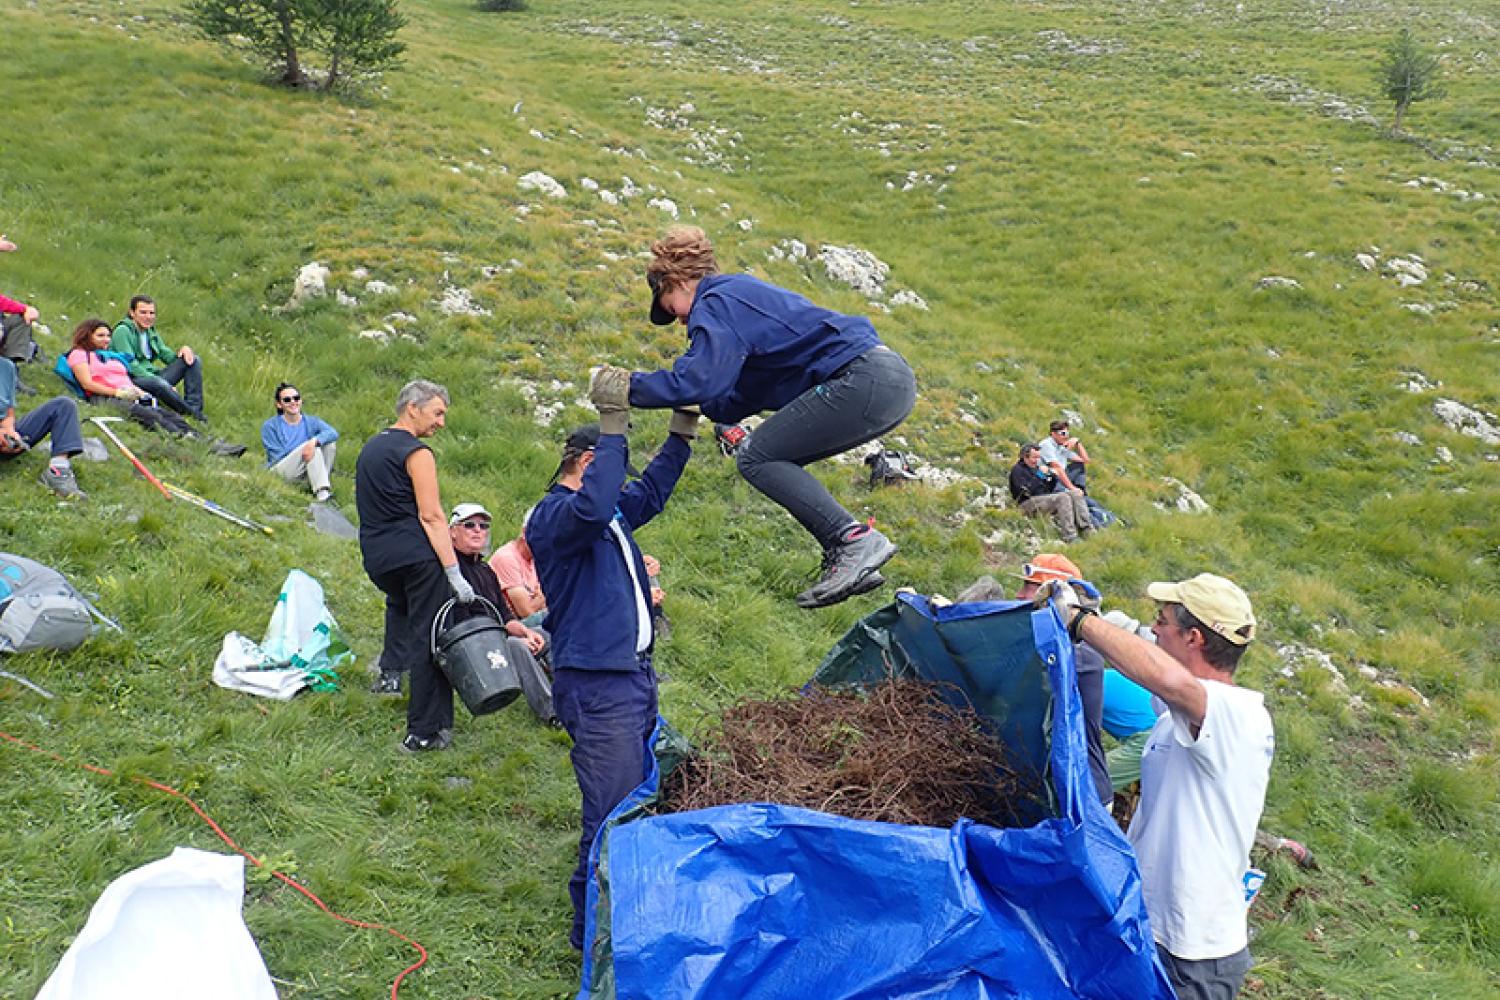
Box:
[1146,581,1183,603]
[649,298,676,326]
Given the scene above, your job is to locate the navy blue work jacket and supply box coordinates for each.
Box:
[526,433,690,671]
[629,273,880,425]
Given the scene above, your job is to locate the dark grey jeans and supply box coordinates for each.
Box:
[132,356,204,420]
[735,346,917,549]
[1156,944,1252,1000]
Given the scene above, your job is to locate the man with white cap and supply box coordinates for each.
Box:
[446,502,557,725]
[1045,572,1273,1000]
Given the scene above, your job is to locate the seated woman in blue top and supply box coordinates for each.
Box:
[261,382,340,502]
[591,226,918,609]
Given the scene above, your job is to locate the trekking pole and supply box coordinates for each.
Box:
[89,415,172,499]
[160,480,274,537]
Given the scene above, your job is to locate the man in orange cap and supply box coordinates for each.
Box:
[1014,554,1111,807]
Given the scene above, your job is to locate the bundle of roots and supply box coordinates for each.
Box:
[662,680,1039,828]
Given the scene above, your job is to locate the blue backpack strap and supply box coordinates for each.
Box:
[53,353,85,397]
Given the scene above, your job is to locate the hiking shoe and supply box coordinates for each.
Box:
[39,464,86,500]
[210,439,247,458]
[371,671,403,696]
[399,731,452,753]
[795,528,897,609]
[848,570,887,598]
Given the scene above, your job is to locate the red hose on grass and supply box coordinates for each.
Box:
[0,730,428,998]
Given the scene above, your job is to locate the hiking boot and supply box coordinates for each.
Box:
[371,671,403,696]
[39,464,86,500]
[848,570,887,598]
[795,528,897,609]
[210,439,247,458]
[399,730,452,753]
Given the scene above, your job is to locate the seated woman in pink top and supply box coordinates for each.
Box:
[67,319,195,439]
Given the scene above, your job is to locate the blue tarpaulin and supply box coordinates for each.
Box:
[577,593,1175,999]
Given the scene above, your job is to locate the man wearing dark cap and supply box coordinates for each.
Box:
[1045,572,1273,1000]
[525,398,697,951]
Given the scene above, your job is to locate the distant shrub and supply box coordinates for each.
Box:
[1375,28,1444,134]
[189,0,407,92]
[478,0,527,10]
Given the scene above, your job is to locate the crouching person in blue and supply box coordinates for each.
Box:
[526,406,696,951]
[590,225,917,610]
[0,357,87,498]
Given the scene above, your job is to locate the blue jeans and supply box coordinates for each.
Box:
[552,661,657,950]
[735,347,917,549]
[11,397,84,456]
[133,356,204,420]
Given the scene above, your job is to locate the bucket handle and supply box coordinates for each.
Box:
[430,595,508,657]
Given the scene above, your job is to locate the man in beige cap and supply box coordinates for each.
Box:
[1046,572,1273,1000]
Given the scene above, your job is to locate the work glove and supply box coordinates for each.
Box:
[714,423,749,456]
[115,386,143,401]
[444,564,478,604]
[589,365,633,435]
[668,405,701,439]
[1032,578,1100,615]
[1,430,28,454]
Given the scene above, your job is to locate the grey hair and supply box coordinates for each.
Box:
[395,379,449,419]
[954,575,1011,604]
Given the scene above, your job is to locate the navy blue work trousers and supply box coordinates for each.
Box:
[552,660,658,951]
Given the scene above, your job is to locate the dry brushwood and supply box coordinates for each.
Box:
[662,680,1040,828]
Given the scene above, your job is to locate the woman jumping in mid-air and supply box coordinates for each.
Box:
[589,226,917,609]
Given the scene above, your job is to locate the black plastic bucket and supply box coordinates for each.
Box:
[430,597,522,716]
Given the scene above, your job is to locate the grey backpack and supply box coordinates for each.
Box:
[0,553,94,654]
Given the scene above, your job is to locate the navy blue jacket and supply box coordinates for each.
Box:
[629,273,879,425]
[526,433,690,671]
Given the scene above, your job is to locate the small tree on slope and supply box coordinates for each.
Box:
[1375,28,1444,135]
[190,0,406,91]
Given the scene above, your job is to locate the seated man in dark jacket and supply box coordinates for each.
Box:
[527,408,696,952]
[447,501,556,726]
[1007,442,1093,543]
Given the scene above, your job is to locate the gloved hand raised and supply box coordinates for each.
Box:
[669,405,700,439]
[1031,578,1100,615]
[589,365,633,434]
[444,563,478,604]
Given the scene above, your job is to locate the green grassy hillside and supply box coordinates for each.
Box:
[1,0,1497,996]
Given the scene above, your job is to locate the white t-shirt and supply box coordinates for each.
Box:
[607,516,653,654]
[1127,679,1274,960]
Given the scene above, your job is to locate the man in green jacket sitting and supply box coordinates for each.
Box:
[110,295,207,422]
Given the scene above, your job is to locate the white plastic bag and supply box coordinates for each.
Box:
[213,570,351,699]
[213,631,311,701]
[37,847,277,1000]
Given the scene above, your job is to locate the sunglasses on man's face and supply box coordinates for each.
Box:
[280,394,301,403]
[459,520,491,531]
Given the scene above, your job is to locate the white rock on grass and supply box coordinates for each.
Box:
[767,239,809,262]
[1161,477,1211,513]
[580,177,600,191]
[1435,446,1455,463]
[648,197,679,218]
[1401,371,1439,392]
[890,289,929,310]
[1255,276,1301,290]
[286,261,330,308]
[1433,398,1500,444]
[517,171,566,199]
[336,289,359,307]
[819,244,890,298]
[1394,431,1422,445]
[1355,253,1377,270]
[365,279,397,296]
[358,329,391,345]
[437,285,491,317]
[1276,642,1352,700]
